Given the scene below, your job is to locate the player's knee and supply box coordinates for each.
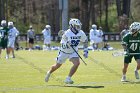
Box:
[52,63,61,69]
[73,61,80,67]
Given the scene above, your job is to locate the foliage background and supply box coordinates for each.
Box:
[0,0,139,34]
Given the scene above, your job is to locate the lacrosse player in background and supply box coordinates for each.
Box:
[27,25,35,51]
[121,22,140,82]
[6,22,19,59]
[45,18,88,84]
[42,25,51,50]
[97,26,104,49]
[89,24,98,51]
[0,20,9,59]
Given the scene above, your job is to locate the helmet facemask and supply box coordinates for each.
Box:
[71,24,81,32]
[69,18,82,34]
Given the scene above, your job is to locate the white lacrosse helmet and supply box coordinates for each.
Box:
[8,21,14,26]
[1,20,6,26]
[69,18,82,31]
[29,25,33,29]
[8,21,14,28]
[92,24,97,29]
[129,22,140,32]
[45,25,51,28]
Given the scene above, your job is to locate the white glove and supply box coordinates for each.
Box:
[83,48,88,58]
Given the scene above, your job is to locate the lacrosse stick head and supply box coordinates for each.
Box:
[58,30,65,37]
[112,51,125,57]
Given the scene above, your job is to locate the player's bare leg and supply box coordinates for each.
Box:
[45,63,62,82]
[12,49,15,58]
[65,58,80,84]
[135,59,140,79]
[6,48,10,59]
[121,63,129,82]
[0,49,1,58]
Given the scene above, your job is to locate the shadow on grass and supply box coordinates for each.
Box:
[122,80,140,84]
[47,85,104,89]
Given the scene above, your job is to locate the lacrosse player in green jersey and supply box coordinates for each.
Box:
[121,22,140,82]
[0,20,9,58]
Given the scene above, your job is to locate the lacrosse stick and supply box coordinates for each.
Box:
[112,51,140,56]
[70,45,87,66]
[58,30,65,37]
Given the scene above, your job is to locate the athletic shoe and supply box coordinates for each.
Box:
[135,70,139,79]
[5,55,9,59]
[64,77,74,84]
[121,75,126,82]
[12,55,15,58]
[45,71,51,82]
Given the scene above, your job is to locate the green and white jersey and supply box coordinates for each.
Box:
[0,26,9,40]
[122,32,140,53]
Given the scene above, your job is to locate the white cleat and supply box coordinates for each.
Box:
[45,72,51,82]
[135,70,139,79]
[121,75,127,82]
[64,77,74,84]
[5,55,9,59]
[12,55,15,58]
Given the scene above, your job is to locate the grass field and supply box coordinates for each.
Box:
[0,42,140,93]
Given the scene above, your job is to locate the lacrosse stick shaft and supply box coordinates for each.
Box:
[71,45,87,65]
[129,53,140,55]
[112,51,140,56]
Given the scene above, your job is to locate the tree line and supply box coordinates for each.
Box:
[0,0,132,34]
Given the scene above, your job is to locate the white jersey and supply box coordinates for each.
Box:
[97,30,103,37]
[42,29,51,39]
[96,29,103,43]
[60,29,87,53]
[89,29,98,40]
[7,27,19,48]
[8,27,19,40]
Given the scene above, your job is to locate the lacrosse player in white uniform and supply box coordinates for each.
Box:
[42,25,51,50]
[45,18,88,84]
[89,24,98,50]
[96,26,104,49]
[6,22,19,58]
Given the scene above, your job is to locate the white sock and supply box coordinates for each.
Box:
[66,76,71,79]
[122,75,126,77]
[135,68,138,72]
[47,71,51,75]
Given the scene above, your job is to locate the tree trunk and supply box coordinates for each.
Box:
[123,0,130,17]
[0,0,5,20]
[105,0,109,32]
[91,0,96,25]
[116,0,121,16]
[23,0,27,24]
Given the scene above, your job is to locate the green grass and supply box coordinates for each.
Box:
[0,46,140,93]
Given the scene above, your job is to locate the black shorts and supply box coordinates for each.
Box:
[124,54,140,64]
[29,38,34,44]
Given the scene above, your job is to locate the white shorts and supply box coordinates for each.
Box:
[8,38,15,48]
[96,38,103,43]
[56,51,79,64]
[44,38,51,44]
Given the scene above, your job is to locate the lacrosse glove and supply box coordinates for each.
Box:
[124,49,129,56]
